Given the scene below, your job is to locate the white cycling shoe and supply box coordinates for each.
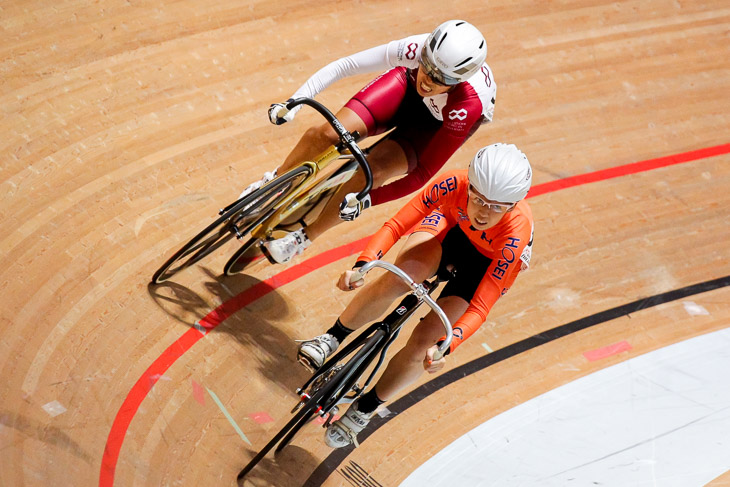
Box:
[297,333,339,369]
[325,398,374,448]
[239,170,277,200]
[262,228,311,264]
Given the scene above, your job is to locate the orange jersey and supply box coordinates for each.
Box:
[358,170,534,352]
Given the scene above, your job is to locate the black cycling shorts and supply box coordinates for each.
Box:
[436,225,492,303]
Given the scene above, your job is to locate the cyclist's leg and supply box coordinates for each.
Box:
[297,229,442,367]
[303,139,409,241]
[338,230,442,329]
[278,107,368,173]
[277,67,410,175]
[365,225,492,402]
[262,69,412,262]
[261,140,408,263]
[372,296,468,401]
[304,69,419,240]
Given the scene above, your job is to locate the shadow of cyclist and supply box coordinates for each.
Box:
[237,445,325,487]
[147,267,311,392]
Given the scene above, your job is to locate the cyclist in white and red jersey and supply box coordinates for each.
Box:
[241,20,497,264]
[297,143,534,448]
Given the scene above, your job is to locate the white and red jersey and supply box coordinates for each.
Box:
[290,33,496,131]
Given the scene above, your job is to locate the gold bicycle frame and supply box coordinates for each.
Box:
[248,144,359,241]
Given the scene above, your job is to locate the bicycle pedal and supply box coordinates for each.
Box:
[297,353,318,372]
[259,242,279,265]
[290,392,311,413]
[322,406,339,427]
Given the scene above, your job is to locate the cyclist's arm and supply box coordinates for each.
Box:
[357,171,460,262]
[290,34,427,100]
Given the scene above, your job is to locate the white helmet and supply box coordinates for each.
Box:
[421,20,487,85]
[468,143,532,203]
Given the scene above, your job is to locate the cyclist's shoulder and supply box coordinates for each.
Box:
[418,170,466,209]
[430,169,468,192]
[447,63,497,105]
[502,201,534,235]
[443,65,496,123]
[513,199,533,221]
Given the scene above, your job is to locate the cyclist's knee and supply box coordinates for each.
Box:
[372,272,410,297]
[368,141,409,185]
[303,123,338,146]
[403,325,440,360]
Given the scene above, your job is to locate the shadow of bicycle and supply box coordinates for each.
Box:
[147,265,311,393]
[237,445,325,487]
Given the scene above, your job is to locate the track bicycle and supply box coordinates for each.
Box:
[152,98,375,284]
[236,260,454,481]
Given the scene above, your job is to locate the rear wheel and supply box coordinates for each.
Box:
[152,166,311,283]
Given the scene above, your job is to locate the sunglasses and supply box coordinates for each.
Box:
[468,185,515,213]
[419,47,460,86]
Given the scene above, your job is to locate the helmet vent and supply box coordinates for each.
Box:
[454,57,473,68]
[437,33,448,49]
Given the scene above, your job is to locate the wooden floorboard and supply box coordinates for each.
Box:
[2,1,729,485]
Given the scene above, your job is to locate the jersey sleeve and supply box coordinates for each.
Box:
[358,171,461,262]
[290,34,428,100]
[446,215,533,353]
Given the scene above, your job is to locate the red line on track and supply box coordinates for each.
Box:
[99,143,729,486]
[527,144,730,198]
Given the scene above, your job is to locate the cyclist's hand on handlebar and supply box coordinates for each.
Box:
[337,270,365,292]
[339,193,372,221]
[424,345,446,374]
[268,99,299,125]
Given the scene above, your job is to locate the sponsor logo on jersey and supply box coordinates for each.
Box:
[520,223,534,271]
[453,327,464,340]
[422,176,458,208]
[448,109,468,121]
[457,207,469,222]
[420,210,444,229]
[481,66,492,87]
[491,237,521,281]
[405,42,419,60]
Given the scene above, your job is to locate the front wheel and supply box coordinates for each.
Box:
[223,237,263,276]
[152,166,311,283]
[236,403,318,481]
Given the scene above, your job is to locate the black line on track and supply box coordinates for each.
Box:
[303,274,730,486]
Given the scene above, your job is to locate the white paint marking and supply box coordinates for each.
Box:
[42,400,67,417]
[683,301,709,316]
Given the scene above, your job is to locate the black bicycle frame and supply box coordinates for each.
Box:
[298,276,443,415]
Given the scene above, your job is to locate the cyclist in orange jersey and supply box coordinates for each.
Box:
[297,143,534,448]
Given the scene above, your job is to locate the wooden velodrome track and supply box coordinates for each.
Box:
[2,0,729,486]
